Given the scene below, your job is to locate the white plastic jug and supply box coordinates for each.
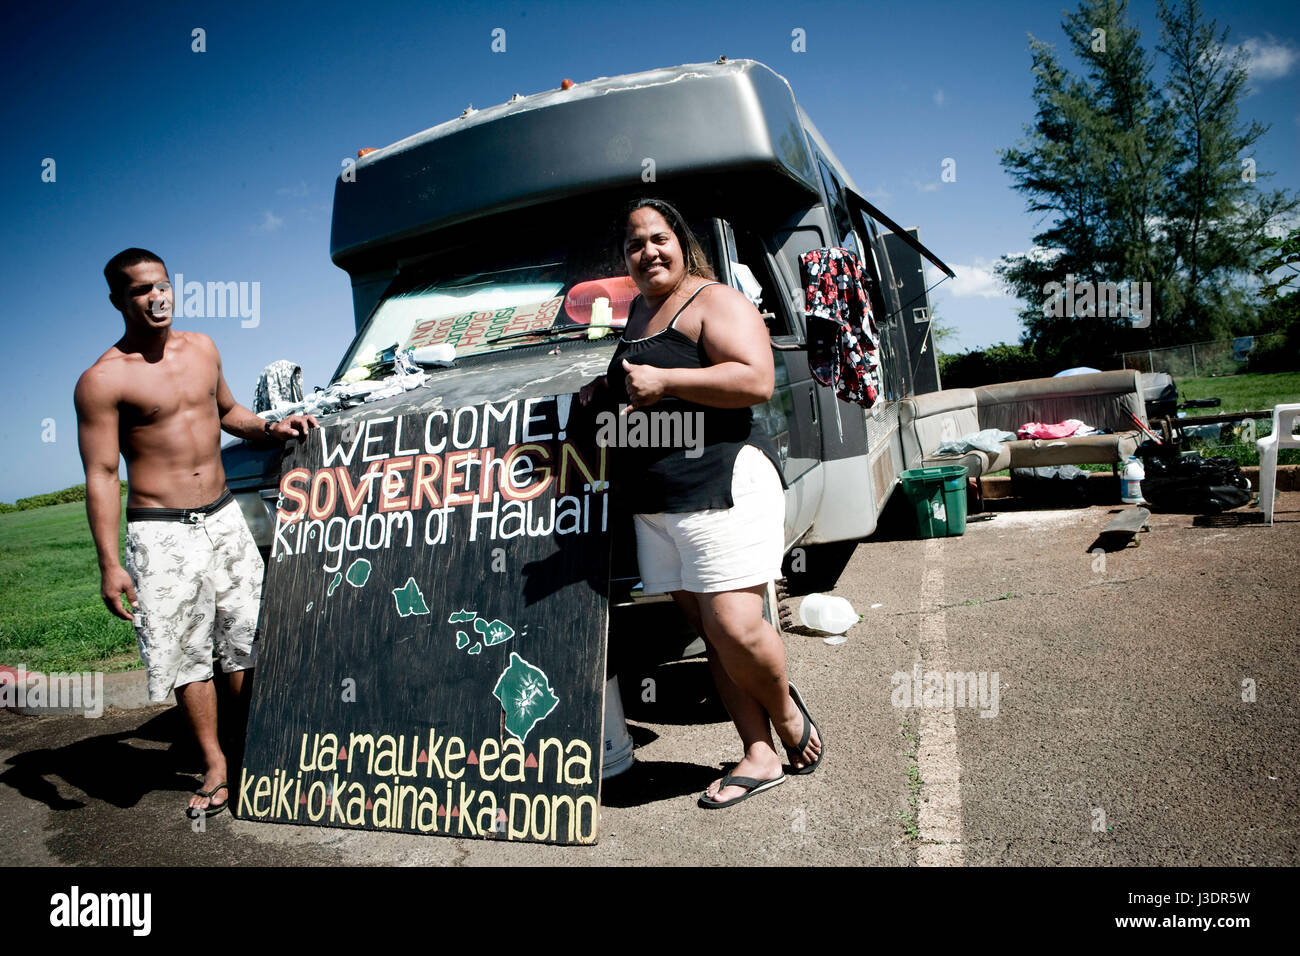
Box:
[1121,456,1145,504]
[798,593,857,634]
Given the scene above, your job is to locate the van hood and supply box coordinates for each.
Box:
[224,341,615,491]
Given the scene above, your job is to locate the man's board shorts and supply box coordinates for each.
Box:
[123,489,263,702]
[633,444,785,595]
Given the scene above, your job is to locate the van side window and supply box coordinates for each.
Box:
[816,156,860,256]
[729,225,793,336]
[852,207,912,402]
[850,209,895,326]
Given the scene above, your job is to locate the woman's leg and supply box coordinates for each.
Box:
[685,584,822,802]
[670,590,773,758]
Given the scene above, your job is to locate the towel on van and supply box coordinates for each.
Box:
[800,248,882,407]
[254,360,304,413]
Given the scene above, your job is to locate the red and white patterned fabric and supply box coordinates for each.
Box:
[800,248,882,407]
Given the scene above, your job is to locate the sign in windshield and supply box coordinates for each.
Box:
[407,296,564,353]
[337,260,639,380]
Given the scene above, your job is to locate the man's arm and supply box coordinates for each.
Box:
[74,367,136,621]
[208,336,318,441]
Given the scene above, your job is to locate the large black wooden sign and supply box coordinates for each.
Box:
[236,395,611,844]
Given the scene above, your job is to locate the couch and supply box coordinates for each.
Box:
[899,370,1147,478]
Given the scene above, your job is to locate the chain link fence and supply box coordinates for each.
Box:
[1119,333,1284,378]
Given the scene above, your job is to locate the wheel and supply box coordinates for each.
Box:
[763,578,792,633]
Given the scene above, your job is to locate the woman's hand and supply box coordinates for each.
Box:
[578,375,608,406]
[622,359,671,410]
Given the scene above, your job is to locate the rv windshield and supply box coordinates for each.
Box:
[336,251,639,379]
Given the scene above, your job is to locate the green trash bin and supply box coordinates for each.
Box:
[900,466,969,538]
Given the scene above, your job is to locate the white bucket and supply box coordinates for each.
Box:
[602,675,635,779]
[799,593,857,634]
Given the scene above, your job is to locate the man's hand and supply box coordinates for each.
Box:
[266,414,319,440]
[578,376,607,406]
[101,565,137,622]
[622,359,670,411]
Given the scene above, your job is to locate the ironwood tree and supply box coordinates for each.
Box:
[996,0,1295,370]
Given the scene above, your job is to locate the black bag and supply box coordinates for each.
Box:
[1138,442,1253,514]
[1011,465,1091,507]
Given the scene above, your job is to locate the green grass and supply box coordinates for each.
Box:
[898,718,922,841]
[1175,370,1300,415]
[0,497,141,673]
[1175,371,1300,466]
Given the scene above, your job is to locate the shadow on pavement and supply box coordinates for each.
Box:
[0,707,213,812]
[782,540,858,596]
[600,757,721,807]
[620,658,729,727]
[1192,510,1269,527]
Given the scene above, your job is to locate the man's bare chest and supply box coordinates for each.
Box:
[117,357,219,428]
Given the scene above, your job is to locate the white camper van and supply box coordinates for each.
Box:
[224,58,953,617]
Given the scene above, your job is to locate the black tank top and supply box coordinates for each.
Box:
[604,281,785,514]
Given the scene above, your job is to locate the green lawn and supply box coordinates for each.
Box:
[1175,370,1300,415]
[1174,371,1300,466]
[0,497,141,673]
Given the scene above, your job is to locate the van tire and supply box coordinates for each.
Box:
[763,579,788,634]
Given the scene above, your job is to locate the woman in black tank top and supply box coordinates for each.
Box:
[579,199,823,808]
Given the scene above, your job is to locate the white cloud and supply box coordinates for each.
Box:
[911,180,941,193]
[277,181,310,198]
[253,210,284,233]
[946,257,1013,299]
[1003,246,1063,265]
[1265,210,1300,239]
[1236,36,1298,81]
[863,185,893,202]
[933,89,946,107]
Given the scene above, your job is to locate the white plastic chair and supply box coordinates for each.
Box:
[1257,403,1300,525]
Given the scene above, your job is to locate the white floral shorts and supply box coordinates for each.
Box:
[123,493,263,702]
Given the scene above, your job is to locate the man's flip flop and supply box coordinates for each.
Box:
[783,681,824,776]
[698,773,785,810]
[186,782,229,819]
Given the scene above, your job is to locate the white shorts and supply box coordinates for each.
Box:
[634,444,785,595]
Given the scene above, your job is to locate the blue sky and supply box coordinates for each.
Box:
[1,0,1296,501]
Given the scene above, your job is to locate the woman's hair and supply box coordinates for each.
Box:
[622,198,717,281]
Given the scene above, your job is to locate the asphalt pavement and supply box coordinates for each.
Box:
[3,491,1296,866]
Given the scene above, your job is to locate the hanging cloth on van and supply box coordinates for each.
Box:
[800,248,882,407]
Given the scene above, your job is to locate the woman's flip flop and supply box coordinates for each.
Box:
[782,682,823,775]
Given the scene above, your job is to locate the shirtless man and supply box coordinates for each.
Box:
[75,248,317,818]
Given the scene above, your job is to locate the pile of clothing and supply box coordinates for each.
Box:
[255,351,429,423]
[935,428,1017,456]
[1016,419,1097,440]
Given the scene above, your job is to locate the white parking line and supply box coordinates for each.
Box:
[916,537,965,866]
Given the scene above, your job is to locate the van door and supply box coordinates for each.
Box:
[712,218,823,549]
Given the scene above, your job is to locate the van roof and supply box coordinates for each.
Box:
[330,59,839,266]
